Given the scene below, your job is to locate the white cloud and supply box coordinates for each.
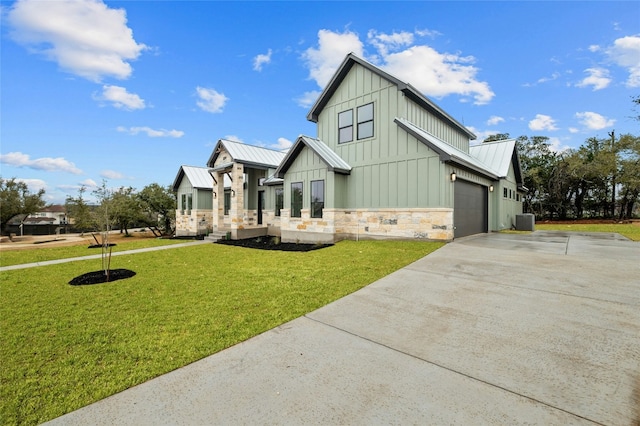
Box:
[7,0,147,82]
[273,137,293,150]
[253,49,272,71]
[537,71,561,84]
[100,170,125,180]
[17,178,47,193]
[0,151,82,174]
[575,111,615,130]
[382,46,494,105]
[302,29,364,88]
[605,35,640,87]
[296,90,321,108]
[568,127,579,134]
[576,68,611,90]
[367,30,414,57]
[588,44,601,53]
[117,126,184,138]
[196,86,228,113]
[529,114,558,131]
[223,135,243,143]
[548,137,570,153]
[80,178,98,188]
[301,29,494,105]
[98,85,145,110]
[486,115,504,126]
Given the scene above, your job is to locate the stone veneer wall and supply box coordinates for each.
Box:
[279,207,454,243]
[175,209,214,236]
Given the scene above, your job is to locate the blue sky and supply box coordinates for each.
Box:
[1,1,639,204]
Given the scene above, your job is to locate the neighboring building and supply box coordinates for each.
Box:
[182,53,525,242]
[7,204,68,235]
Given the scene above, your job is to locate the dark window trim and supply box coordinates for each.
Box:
[357,102,374,140]
[291,182,303,218]
[310,180,324,219]
[338,109,353,144]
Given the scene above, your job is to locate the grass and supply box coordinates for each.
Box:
[0,239,443,425]
[535,222,640,241]
[0,236,185,267]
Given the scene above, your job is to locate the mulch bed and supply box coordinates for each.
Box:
[69,269,136,286]
[216,236,332,252]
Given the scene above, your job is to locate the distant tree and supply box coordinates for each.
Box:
[632,95,640,122]
[0,177,46,237]
[516,136,557,217]
[109,186,144,236]
[616,133,640,219]
[483,133,510,143]
[137,183,176,234]
[65,186,94,234]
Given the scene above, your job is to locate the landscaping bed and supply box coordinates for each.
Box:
[216,236,332,252]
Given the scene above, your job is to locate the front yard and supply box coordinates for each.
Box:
[0,240,442,425]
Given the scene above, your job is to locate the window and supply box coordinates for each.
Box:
[509,189,512,199]
[338,110,353,143]
[275,187,283,217]
[224,191,231,215]
[181,194,186,213]
[503,188,508,198]
[187,194,193,212]
[357,103,374,139]
[310,180,324,218]
[291,182,303,218]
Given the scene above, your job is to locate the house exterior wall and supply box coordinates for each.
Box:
[175,179,213,237]
[493,161,524,230]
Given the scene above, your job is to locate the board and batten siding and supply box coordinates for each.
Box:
[283,146,329,211]
[311,62,469,210]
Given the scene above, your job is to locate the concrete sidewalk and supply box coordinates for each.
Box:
[46,231,640,425]
[0,240,209,271]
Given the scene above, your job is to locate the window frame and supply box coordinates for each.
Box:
[338,109,353,144]
[310,180,325,219]
[357,102,374,140]
[275,187,283,217]
[224,190,231,216]
[291,182,303,218]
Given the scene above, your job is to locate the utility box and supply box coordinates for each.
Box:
[516,214,535,231]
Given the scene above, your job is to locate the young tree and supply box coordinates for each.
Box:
[109,186,143,236]
[65,186,95,234]
[137,183,176,234]
[0,177,46,236]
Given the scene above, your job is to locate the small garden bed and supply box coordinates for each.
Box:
[216,236,332,252]
[69,269,136,285]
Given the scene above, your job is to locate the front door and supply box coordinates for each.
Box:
[258,190,264,225]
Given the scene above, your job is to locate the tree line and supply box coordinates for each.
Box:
[488,131,639,220]
[0,179,176,237]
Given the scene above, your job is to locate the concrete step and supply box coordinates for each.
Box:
[204,231,229,242]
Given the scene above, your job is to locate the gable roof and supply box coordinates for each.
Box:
[307,53,476,140]
[275,135,352,178]
[172,165,215,191]
[207,139,287,170]
[172,165,232,191]
[394,117,499,180]
[470,139,524,185]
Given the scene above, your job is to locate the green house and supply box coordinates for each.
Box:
[196,53,524,242]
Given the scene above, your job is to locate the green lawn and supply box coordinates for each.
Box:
[0,240,442,425]
[535,222,640,241]
[0,237,185,267]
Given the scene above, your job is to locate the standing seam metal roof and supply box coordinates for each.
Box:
[207,139,287,169]
[275,135,351,177]
[469,139,517,178]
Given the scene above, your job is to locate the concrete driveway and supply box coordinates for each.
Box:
[47,231,640,425]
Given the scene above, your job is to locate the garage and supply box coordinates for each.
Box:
[454,180,488,238]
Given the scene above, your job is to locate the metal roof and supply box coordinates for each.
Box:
[307,53,476,140]
[207,139,287,169]
[275,135,352,178]
[172,165,230,191]
[469,139,517,178]
[394,118,499,180]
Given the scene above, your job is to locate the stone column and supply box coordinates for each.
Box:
[212,170,225,229]
[229,163,245,230]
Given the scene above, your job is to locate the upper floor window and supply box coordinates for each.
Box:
[310,180,324,219]
[357,103,374,139]
[338,110,353,144]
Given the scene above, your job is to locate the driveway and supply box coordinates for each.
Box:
[47,231,640,425]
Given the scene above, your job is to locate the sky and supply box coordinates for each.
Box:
[1,0,639,204]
